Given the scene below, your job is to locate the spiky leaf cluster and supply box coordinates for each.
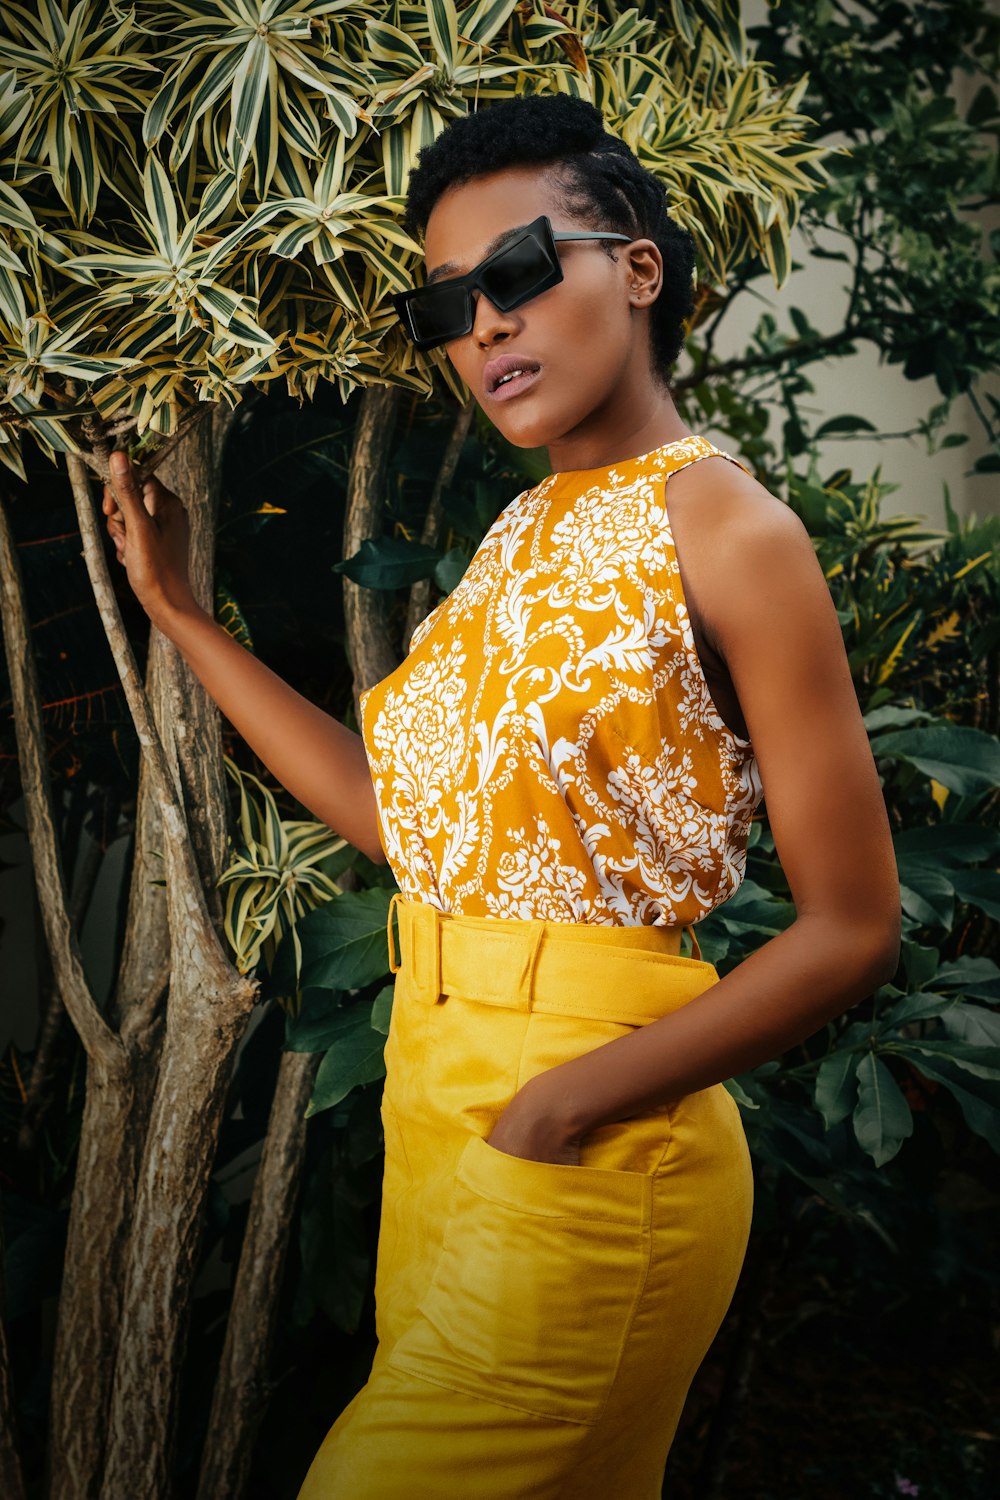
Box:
[0,0,831,475]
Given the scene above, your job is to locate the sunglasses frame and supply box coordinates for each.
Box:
[391,214,634,351]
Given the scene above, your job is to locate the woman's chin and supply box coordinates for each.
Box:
[487,402,565,452]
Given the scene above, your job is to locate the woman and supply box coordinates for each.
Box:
[103,95,900,1499]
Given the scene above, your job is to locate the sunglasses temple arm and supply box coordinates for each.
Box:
[550,232,634,243]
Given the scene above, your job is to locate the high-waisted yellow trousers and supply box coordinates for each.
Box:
[295,896,754,1499]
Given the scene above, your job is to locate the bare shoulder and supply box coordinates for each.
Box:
[664,454,820,654]
[665,452,807,543]
[666,455,899,960]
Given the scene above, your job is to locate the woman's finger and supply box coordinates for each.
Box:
[108,451,148,524]
[143,478,163,516]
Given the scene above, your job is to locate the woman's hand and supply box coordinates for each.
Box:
[101,450,200,627]
[485,1080,583,1166]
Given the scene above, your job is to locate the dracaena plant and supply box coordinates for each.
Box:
[0,0,833,478]
[218,755,348,1005]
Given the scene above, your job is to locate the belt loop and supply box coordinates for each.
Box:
[684,922,703,962]
[387,891,402,973]
[410,900,443,1005]
[521,921,546,1011]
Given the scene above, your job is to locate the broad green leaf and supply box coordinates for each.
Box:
[949,869,1000,923]
[307,1007,387,1116]
[870,724,1000,798]
[899,1052,1000,1152]
[932,956,1000,991]
[370,983,395,1036]
[285,989,350,1054]
[942,1005,1000,1048]
[889,1039,1000,1083]
[878,990,955,1031]
[333,535,441,590]
[272,887,396,993]
[814,1047,860,1128]
[722,1076,759,1110]
[433,545,470,594]
[853,1053,913,1166]
[897,863,955,930]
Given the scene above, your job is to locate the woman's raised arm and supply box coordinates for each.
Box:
[102,450,387,865]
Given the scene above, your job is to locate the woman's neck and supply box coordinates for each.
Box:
[544,393,694,477]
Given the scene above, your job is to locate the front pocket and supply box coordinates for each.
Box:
[385,1132,653,1425]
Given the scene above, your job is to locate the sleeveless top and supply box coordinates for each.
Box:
[359,434,764,929]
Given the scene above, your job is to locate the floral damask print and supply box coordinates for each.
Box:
[486,814,603,923]
[359,435,764,930]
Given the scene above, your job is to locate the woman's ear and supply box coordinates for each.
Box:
[624,239,662,304]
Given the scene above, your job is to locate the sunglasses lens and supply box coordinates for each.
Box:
[405,225,558,347]
[406,283,470,345]
[480,233,556,309]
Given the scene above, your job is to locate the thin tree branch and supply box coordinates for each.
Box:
[404,395,477,653]
[343,383,403,721]
[19,829,105,1153]
[673,326,865,391]
[64,452,187,836]
[965,382,998,448]
[195,1042,321,1500]
[0,491,122,1071]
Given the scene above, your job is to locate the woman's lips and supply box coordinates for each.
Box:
[486,367,542,403]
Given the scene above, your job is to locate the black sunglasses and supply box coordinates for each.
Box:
[391,214,634,351]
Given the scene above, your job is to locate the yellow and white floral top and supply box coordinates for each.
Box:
[359,434,763,929]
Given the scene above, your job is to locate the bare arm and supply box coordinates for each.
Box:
[103,451,387,865]
[489,467,901,1159]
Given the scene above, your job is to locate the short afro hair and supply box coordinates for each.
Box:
[401,94,697,392]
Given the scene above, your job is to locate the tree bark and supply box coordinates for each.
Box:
[0,493,124,1074]
[99,944,256,1500]
[55,415,260,1500]
[343,383,402,722]
[0,489,138,1500]
[154,407,231,929]
[19,812,105,1155]
[403,396,476,653]
[44,635,174,1500]
[194,1044,321,1500]
[34,410,255,1500]
[196,379,406,1498]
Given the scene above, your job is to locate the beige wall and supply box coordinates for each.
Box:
[697,0,998,528]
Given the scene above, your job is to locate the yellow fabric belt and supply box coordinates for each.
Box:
[386,894,716,1028]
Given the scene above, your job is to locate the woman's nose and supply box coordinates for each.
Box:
[472,289,520,345]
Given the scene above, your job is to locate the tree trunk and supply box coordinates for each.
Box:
[343,384,402,723]
[0,488,134,1500]
[98,943,256,1500]
[59,412,260,1500]
[403,396,476,652]
[34,408,255,1500]
[194,1044,321,1500]
[43,710,170,1500]
[195,384,416,1496]
[195,379,404,1496]
[154,408,231,926]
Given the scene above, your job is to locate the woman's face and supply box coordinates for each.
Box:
[420,164,666,467]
